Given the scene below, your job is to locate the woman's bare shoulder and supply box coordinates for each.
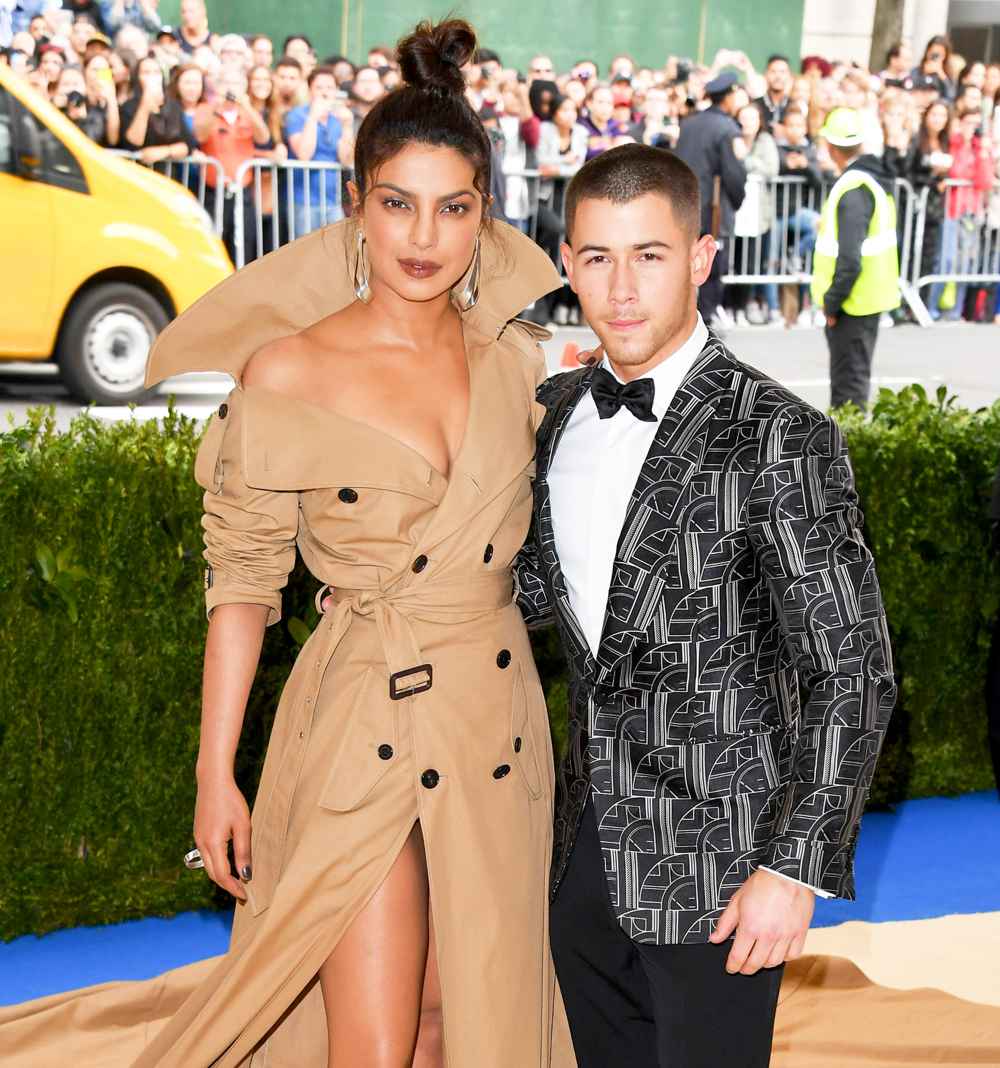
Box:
[241,334,313,394]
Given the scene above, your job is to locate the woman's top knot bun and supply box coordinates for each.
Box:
[396,18,476,97]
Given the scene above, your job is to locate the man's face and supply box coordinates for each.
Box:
[29,16,47,40]
[310,73,337,105]
[766,60,790,95]
[353,67,383,103]
[784,110,807,144]
[528,55,554,82]
[180,0,203,28]
[286,38,310,67]
[70,19,94,55]
[561,193,714,378]
[252,37,273,68]
[275,64,301,100]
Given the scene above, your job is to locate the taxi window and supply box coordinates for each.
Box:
[8,89,88,193]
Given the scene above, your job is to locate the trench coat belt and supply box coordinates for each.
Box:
[312,570,516,697]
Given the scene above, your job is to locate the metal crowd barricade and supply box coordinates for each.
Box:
[232,158,344,270]
[721,173,940,325]
[908,177,1000,322]
[108,149,226,235]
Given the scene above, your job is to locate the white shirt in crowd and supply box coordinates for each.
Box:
[546,312,830,898]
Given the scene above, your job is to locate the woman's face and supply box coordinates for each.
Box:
[84,54,110,92]
[554,97,577,128]
[57,67,86,98]
[176,67,203,105]
[109,50,128,83]
[984,65,1000,97]
[588,87,613,125]
[962,62,985,89]
[738,104,760,139]
[333,60,354,85]
[40,51,65,84]
[564,79,586,106]
[138,57,162,92]
[841,78,867,110]
[249,66,273,102]
[790,77,811,104]
[925,102,948,134]
[355,143,483,307]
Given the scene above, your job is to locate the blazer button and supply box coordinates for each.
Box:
[493,764,511,779]
[496,649,511,669]
[412,554,428,573]
[483,543,494,564]
[338,487,358,503]
[421,768,440,789]
[514,736,522,752]
[217,402,228,419]
[377,744,393,760]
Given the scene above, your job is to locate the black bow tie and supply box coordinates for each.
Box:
[590,366,657,422]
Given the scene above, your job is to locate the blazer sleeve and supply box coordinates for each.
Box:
[194,388,299,626]
[746,409,896,898]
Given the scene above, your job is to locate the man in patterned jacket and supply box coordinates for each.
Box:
[515,143,895,1067]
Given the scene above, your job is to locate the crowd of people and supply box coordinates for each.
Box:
[3,1,999,324]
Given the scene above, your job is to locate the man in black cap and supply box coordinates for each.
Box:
[674,71,747,328]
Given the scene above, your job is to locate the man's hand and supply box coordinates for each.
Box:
[708,868,814,975]
[826,313,838,328]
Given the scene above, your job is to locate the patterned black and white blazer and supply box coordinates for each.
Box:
[515,332,896,945]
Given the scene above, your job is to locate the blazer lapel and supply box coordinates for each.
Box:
[535,366,599,678]
[593,334,735,680]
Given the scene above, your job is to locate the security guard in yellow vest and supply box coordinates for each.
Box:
[811,107,900,410]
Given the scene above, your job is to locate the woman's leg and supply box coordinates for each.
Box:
[413,904,444,1067]
[319,820,430,1068]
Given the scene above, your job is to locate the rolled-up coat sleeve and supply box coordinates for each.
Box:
[194,388,298,626]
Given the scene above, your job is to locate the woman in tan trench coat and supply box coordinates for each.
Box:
[0,20,576,1068]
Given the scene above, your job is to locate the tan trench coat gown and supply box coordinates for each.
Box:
[0,220,577,1068]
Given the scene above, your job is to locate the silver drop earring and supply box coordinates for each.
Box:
[354,228,373,304]
[454,236,481,312]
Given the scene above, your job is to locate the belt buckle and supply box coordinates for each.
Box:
[389,664,433,700]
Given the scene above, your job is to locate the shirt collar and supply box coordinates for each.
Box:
[600,313,708,420]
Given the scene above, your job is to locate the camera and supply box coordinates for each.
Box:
[224,91,237,103]
[65,90,85,109]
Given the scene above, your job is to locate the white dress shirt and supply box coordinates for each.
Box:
[546,313,829,898]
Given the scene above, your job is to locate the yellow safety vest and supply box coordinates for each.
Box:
[810,169,900,316]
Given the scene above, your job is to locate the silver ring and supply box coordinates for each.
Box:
[184,847,205,870]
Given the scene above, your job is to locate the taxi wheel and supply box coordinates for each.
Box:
[58,283,168,405]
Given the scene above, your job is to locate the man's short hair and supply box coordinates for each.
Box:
[475,48,501,65]
[564,144,701,246]
[274,55,302,73]
[307,64,337,88]
[766,54,790,69]
[283,34,313,52]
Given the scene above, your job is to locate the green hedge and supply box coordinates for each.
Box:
[0,385,997,941]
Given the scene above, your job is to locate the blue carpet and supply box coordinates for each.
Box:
[2,790,998,1006]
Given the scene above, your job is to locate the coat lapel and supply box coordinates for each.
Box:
[534,366,599,678]
[593,334,734,680]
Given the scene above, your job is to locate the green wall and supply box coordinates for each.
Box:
[157,1,804,75]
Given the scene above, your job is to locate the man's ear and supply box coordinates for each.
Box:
[559,242,576,291]
[690,233,716,286]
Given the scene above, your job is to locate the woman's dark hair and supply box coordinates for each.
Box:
[167,62,206,106]
[917,98,951,154]
[353,18,492,213]
[129,53,161,96]
[921,34,952,71]
[529,78,559,120]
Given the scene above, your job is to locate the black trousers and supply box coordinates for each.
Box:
[551,797,784,1068]
[826,310,880,411]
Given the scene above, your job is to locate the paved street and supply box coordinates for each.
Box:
[1,321,997,432]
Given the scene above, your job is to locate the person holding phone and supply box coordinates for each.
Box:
[79,50,119,145]
[119,54,196,164]
[284,64,354,235]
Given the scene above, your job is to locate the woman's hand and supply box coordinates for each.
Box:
[193,771,252,901]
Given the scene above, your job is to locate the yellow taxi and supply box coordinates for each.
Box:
[0,64,231,404]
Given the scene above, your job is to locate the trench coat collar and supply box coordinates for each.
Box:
[144,217,563,386]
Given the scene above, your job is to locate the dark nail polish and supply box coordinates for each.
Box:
[240,865,252,881]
